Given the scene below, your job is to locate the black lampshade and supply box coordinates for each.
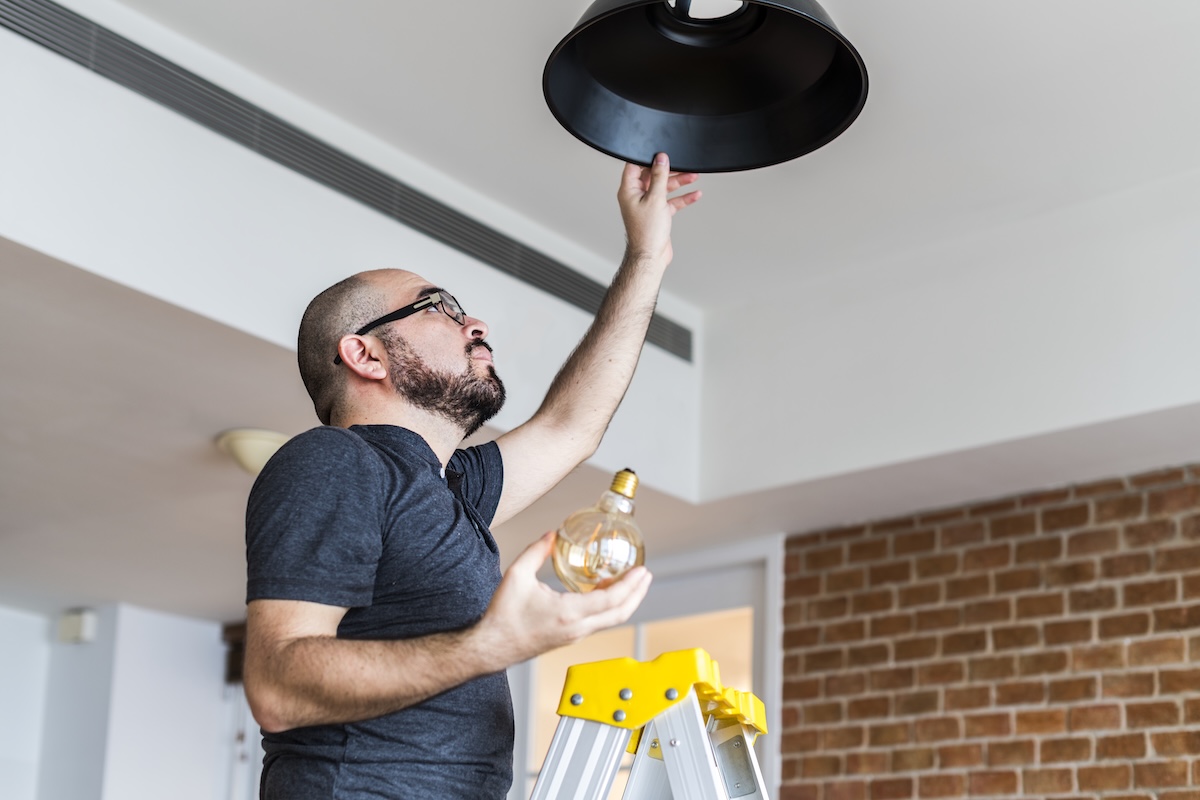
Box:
[543,0,868,172]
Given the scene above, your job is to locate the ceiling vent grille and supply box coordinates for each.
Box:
[0,0,693,361]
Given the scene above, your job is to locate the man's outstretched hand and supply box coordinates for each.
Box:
[618,152,701,268]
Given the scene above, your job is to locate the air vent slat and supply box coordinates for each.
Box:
[0,0,692,360]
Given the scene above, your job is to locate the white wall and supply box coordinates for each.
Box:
[0,13,703,502]
[0,607,50,800]
[701,167,1200,500]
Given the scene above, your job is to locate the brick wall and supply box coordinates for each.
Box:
[781,465,1200,800]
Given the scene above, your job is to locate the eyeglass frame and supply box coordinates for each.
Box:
[332,290,467,365]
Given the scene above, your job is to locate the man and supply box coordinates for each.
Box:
[243,153,701,798]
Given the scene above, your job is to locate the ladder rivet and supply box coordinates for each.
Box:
[665,688,679,700]
[734,740,742,748]
[669,739,679,747]
[613,710,626,722]
[651,739,659,748]
[619,688,633,700]
[570,694,584,706]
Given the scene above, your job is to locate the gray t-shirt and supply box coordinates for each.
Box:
[245,424,511,799]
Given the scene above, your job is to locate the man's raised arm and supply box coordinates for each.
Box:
[492,153,701,526]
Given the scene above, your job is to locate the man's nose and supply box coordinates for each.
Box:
[463,315,488,340]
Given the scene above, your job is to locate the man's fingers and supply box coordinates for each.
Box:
[668,189,703,213]
[509,531,555,575]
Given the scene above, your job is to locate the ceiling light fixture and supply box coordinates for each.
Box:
[214,428,290,476]
[543,0,868,172]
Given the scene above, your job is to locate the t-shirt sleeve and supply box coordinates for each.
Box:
[245,427,385,607]
[448,440,504,526]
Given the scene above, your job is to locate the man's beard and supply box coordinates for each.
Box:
[384,335,506,438]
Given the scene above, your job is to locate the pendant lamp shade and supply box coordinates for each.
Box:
[543,0,868,172]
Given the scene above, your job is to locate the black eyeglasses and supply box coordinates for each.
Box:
[333,290,467,364]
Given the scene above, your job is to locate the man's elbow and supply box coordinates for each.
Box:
[244,675,295,734]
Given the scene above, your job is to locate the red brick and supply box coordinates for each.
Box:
[849,538,889,563]
[807,546,845,571]
[969,656,1015,681]
[1069,586,1116,612]
[1153,604,1200,632]
[805,649,845,672]
[847,752,890,774]
[1133,760,1188,788]
[945,576,989,601]
[848,644,890,667]
[963,544,1010,572]
[967,770,1017,795]
[1097,733,1146,760]
[940,521,985,548]
[895,691,938,717]
[870,562,911,586]
[783,729,821,751]
[894,530,936,556]
[942,631,987,656]
[1156,544,1200,573]
[781,784,821,800]
[824,676,864,700]
[1020,488,1072,507]
[1185,574,1200,598]
[825,620,867,643]
[823,726,865,750]
[1072,643,1125,671]
[1040,737,1092,762]
[810,597,850,620]
[916,608,960,631]
[1045,560,1096,586]
[1016,592,1064,619]
[993,568,1040,594]
[805,701,844,724]
[1015,537,1062,564]
[917,661,964,685]
[964,599,1010,625]
[920,508,966,525]
[1044,619,1093,645]
[823,781,866,800]
[1078,763,1132,791]
[891,747,934,772]
[1069,704,1121,730]
[802,755,842,778]
[787,575,822,596]
[938,744,982,768]
[916,774,962,799]
[1022,767,1073,794]
[914,716,959,742]
[989,514,1036,540]
[944,686,990,710]
[1019,650,1067,676]
[1125,578,1178,607]
[1095,494,1144,522]
[970,498,1018,517]
[915,554,957,579]
[1015,708,1065,734]
[895,637,938,662]
[1048,676,1096,703]
[1187,697,1200,722]
[1183,513,1200,540]
[869,777,912,800]
[870,614,913,638]
[827,568,867,593]
[987,739,1034,766]
[1126,701,1180,728]
[785,679,821,701]
[1129,637,1185,666]
[1103,552,1153,578]
[1099,612,1150,639]
[1068,527,1119,555]
[1148,485,1200,516]
[872,516,917,534]
[870,667,914,691]
[1073,478,1128,498]
[1125,519,1176,548]
[853,590,894,615]
[1043,504,1090,531]
[868,723,910,747]
[964,713,1011,738]
[1102,672,1155,698]
[1159,668,1200,694]
[1151,730,1200,755]
[825,525,869,542]
[847,696,890,720]
[995,680,1044,706]
[899,584,941,608]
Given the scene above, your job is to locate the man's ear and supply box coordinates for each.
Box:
[336,335,389,381]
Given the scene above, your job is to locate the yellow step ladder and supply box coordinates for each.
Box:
[530,648,770,799]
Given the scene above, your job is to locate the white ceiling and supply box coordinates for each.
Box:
[2,0,1200,624]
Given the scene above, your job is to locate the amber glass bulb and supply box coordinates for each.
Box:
[553,468,644,593]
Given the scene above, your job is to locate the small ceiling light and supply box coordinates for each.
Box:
[215,428,290,476]
[544,0,868,172]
